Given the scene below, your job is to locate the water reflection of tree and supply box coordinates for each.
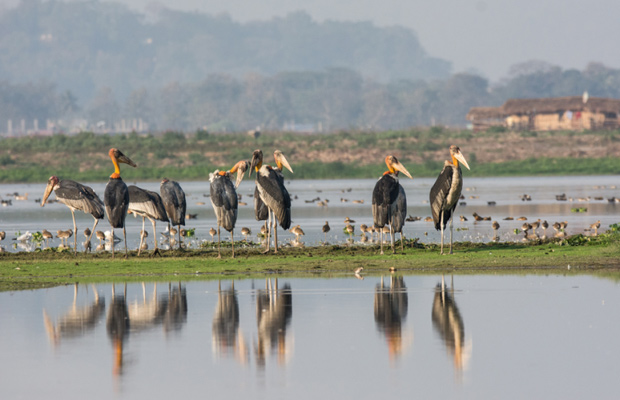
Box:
[212,281,249,365]
[255,278,293,367]
[431,275,471,374]
[43,283,106,346]
[374,275,409,361]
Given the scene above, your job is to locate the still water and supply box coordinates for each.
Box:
[0,175,619,252]
[2,274,620,399]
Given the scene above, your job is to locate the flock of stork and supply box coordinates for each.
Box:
[38,145,471,258]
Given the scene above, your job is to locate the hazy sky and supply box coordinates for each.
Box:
[5,0,619,82]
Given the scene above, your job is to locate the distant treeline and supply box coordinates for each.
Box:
[2,2,620,132]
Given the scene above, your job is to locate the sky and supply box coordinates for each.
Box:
[3,0,619,82]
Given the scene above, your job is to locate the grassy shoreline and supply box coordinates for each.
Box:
[2,235,620,291]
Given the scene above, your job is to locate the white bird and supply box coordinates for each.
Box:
[16,231,32,242]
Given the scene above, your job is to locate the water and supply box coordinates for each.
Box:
[2,274,620,399]
[0,175,618,252]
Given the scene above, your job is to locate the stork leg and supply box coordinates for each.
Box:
[217,226,221,259]
[177,224,182,250]
[262,211,272,254]
[231,229,235,259]
[111,228,115,259]
[380,227,384,255]
[449,214,454,255]
[150,218,161,257]
[138,217,146,256]
[70,209,78,255]
[273,215,279,254]
[400,232,405,252]
[440,211,445,255]
[390,225,395,254]
[123,226,129,258]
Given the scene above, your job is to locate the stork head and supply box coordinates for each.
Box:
[230,160,251,188]
[449,145,470,170]
[249,149,263,177]
[109,148,136,178]
[274,150,294,174]
[41,175,60,207]
[385,155,412,179]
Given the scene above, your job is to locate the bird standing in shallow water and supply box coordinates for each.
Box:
[429,145,470,255]
[372,155,413,255]
[104,148,137,258]
[160,178,186,250]
[128,185,168,256]
[209,160,249,258]
[322,221,330,243]
[41,176,105,254]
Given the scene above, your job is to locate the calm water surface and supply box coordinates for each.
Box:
[2,274,620,399]
[0,175,618,252]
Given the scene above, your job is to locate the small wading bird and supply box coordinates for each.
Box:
[160,178,186,250]
[41,175,105,254]
[128,185,169,256]
[209,160,249,258]
[253,150,293,251]
[250,149,292,253]
[429,145,470,255]
[372,155,413,254]
[322,221,330,243]
[104,148,137,258]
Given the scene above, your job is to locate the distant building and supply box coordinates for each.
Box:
[466,96,620,132]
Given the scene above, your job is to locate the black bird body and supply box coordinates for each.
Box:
[210,172,239,233]
[371,155,412,254]
[250,149,293,253]
[104,148,137,257]
[105,178,130,229]
[430,162,463,231]
[128,185,168,254]
[41,176,105,253]
[160,179,186,249]
[429,145,470,255]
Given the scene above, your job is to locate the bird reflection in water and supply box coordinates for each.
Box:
[212,281,249,365]
[431,275,472,377]
[255,278,293,367]
[107,282,188,376]
[43,283,106,346]
[374,275,411,362]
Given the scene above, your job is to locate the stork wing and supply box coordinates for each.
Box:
[372,175,399,228]
[429,165,453,230]
[56,180,105,219]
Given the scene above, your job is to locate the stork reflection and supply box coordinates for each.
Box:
[374,275,410,361]
[107,284,130,377]
[255,278,293,367]
[431,275,471,374]
[212,281,249,365]
[43,283,106,346]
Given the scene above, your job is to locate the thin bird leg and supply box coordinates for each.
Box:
[273,212,279,253]
[150,218,158,250]
[111,227,115,259]
[177,224,182,250]
[390,225,395,254]
[217,226,221,258]
[400,232,405,252]
[123,226,128,258]
[85,217,99,253]
[440,211,445,255]
[449,214,454,255]
[231,229,235,258]
[263,211,271,254]
[380,227,384,255]
[138,217,146,256]
[71,209,78,255]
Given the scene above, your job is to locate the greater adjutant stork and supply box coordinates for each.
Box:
[104,148,137,258]
[128,185,169,255]
[250,149,292,253]
[209,160,249,258]
[160,179,186,250]
[372,155,413,255]
[429,145,470,255]
[253,150,293,245]
[41,176,105,254]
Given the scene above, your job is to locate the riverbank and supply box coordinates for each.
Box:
[2,129,620,183]
[2,234,619,291]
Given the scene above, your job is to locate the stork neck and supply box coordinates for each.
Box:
[452,155,459,168]
[110,156,121,179]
